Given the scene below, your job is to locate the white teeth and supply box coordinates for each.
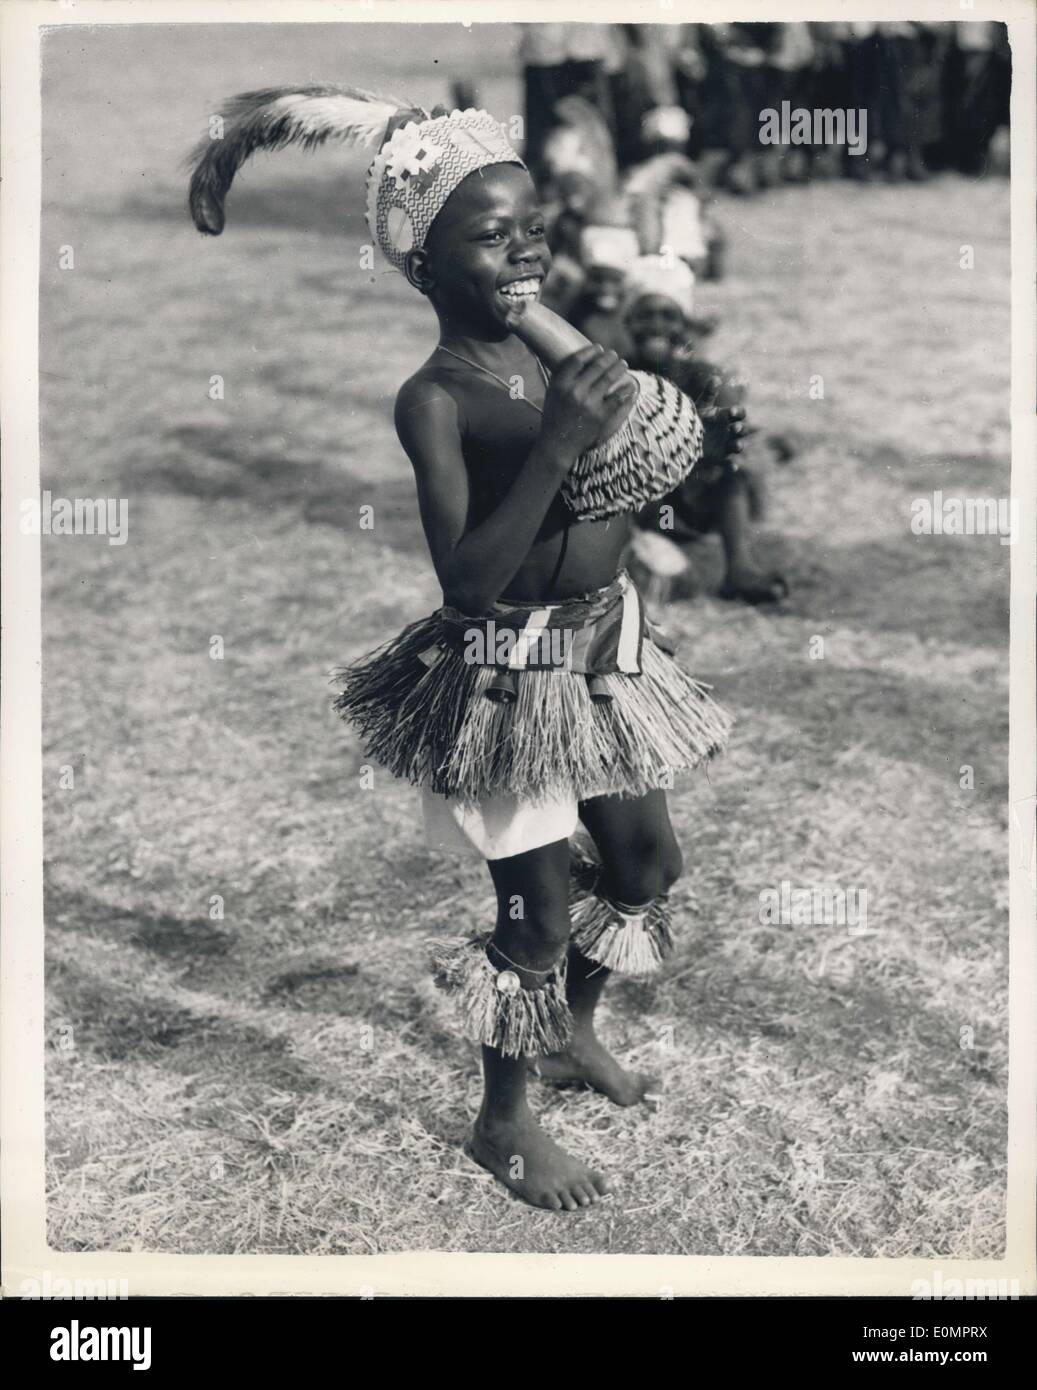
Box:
[499,278,540,299]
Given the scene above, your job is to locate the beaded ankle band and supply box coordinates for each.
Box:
[429,935,572,1058]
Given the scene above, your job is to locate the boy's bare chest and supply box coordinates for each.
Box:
[458,375,546,496]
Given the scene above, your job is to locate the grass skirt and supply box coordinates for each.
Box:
[333,589,733,806]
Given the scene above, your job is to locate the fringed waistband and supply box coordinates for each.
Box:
[424,571,645,704]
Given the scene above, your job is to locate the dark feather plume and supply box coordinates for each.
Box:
[186,84,418,234]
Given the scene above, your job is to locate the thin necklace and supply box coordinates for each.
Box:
[436,343,548,413]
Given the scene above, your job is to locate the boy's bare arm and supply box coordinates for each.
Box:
[395,347,633,613]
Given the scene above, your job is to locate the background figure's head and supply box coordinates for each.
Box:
[639,104,692,161]
[624,255,696,370]
[578,224,640,313]
[626,292,690,372]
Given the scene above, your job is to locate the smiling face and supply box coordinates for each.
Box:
[625,293,689,371]
[418,163,551,336]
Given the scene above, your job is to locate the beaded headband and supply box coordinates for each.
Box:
[365,108,524,272]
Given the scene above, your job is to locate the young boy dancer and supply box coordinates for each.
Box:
[189,92,740,1211]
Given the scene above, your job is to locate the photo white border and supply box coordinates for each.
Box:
[2,0,1034,1298]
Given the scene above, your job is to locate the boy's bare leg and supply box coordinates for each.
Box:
[466,838,610,1210]
[536,790,678,1106]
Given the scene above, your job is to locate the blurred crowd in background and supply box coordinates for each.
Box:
[518,21,1011,192]
[464,21,1010,607]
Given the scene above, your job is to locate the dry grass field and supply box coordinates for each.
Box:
[41,23,1010,1259]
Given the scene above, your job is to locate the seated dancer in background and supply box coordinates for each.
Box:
[627,256,789,605]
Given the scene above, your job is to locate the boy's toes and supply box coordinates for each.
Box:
[574,1183,596,1206]
[559,1190,579,1212]
[589,1169,610,1196]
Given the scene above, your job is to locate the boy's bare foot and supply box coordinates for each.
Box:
[534,1032,659,1107]
[467,1109,610,1211]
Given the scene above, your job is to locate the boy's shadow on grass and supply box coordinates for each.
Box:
[141,422,425,553]
[45,877,464,1096]
[46,884,321,1094]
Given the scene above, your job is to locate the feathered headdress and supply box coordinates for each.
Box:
[187,86,524,272]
